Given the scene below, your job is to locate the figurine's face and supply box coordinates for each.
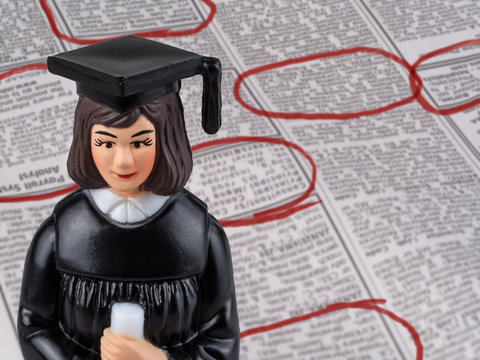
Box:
[91,114,156,198]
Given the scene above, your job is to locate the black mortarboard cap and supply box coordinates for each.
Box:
[47,36,222,134]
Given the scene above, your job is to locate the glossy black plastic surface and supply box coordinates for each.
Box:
[47,36,222,134]
[18,189,240,359]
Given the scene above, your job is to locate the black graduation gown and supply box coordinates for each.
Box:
[17,189,240,359]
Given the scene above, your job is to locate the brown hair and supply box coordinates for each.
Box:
[68,93,193,195]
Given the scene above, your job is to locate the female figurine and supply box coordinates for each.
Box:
[17,36,239,359]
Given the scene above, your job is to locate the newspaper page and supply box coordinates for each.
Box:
[1,1,479,359]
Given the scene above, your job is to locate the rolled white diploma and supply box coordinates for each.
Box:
[110,302,145,340]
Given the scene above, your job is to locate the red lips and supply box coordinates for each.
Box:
[114,172,137,179]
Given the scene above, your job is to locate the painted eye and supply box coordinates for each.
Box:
[131,139,153,148]
[94,139,115,148]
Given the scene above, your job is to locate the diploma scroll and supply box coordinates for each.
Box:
[110,302,145,340]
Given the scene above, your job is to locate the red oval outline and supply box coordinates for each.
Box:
[191,136,321,227]
[0,63,47,81]
[0,136,320,227]
[39,0,217,45]
[240,298,423,360]
[409,38,480,115]
[0,184,78,203]
[233,47,419,120]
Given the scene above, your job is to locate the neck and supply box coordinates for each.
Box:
[110,188,145,198]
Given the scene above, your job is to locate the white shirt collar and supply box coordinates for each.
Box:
[89,188,170,223]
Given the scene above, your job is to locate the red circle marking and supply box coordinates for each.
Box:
[240,298,423,360]
[39,0,217,45]
[192,136,321,227]
[0,184,78,203]
[234,47,420,120]
[409,38,480,115]
[0,63,47,81]
[0,136,320,227]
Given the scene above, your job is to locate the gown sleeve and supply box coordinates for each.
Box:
[165,216,240,360]
[17,217,96,360]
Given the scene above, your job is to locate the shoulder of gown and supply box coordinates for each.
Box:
[51,188,212,281]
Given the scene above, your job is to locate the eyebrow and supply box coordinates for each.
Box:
[131,129,154,138]
[94,131,117,138]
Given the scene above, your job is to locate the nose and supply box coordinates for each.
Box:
[113,145,135,171]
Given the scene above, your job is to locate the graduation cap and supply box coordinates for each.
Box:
[47,36,222,134]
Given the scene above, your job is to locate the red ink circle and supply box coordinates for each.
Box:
[240,299,423,360]
[0,184,78,203]
[39,0,217,45]
[0,63,47,81]
[409,38,480,115]
[193,136,320,227]
[234,47,420,120]
[0,136,320,227]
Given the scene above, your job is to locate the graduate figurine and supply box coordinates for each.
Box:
[17,36,240,360]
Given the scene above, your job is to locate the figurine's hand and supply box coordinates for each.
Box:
[101,328,168,360]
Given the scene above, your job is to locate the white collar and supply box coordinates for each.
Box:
[88,188,170,223]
